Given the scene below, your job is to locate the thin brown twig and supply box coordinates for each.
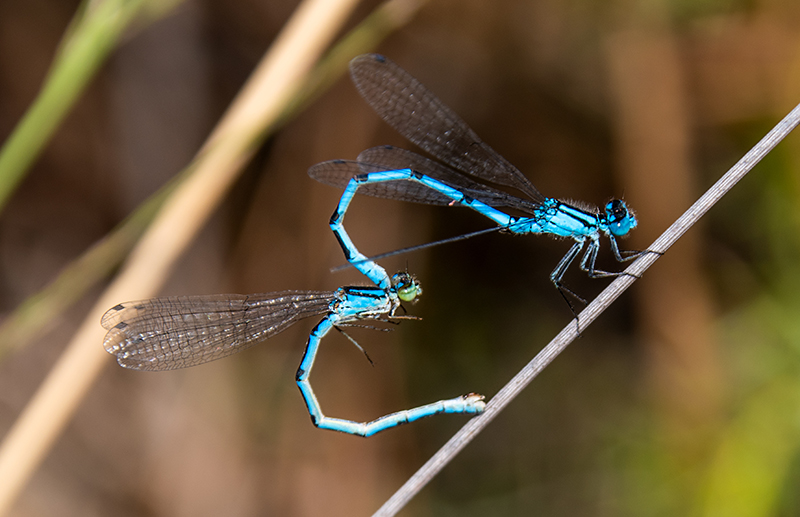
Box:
[372,101,800,517]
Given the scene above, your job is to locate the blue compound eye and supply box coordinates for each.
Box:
[605,200,637,236]
[606,200,626,222]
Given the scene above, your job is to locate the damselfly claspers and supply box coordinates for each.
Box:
[310,54,643,311]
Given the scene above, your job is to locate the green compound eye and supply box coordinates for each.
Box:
[397,282,420,302]
[391,272,422,303]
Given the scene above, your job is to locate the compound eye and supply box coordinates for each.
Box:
[391,272,422,302]
[397,283,420,302]
[606,199,627,222]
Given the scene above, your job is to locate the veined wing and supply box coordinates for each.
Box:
[349,54,545,203]
[308,146,539,215]
[358,146,540,215]
[102,292,334,371]
[309,159,457,206]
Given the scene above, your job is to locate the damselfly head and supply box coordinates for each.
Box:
[391,271,422,303]
[604,199,638,237]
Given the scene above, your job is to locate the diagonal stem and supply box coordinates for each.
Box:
[0,0,366,513]
[372,101,800,517]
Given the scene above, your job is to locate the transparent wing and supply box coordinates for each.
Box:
[309,158,457,206]
[102,291,334,371]
[308,148,539,215]
[358,146,540,214]
[349,54,545,203]
[359,146,495,195]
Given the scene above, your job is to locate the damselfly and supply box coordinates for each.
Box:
[310,54,643,309]
[102,271,485,437]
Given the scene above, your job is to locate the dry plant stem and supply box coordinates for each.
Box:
[0,183,173,359]
[0,0,429,359]
[0,0,361,513]
[0,0,179,214]
[372,102,800,517]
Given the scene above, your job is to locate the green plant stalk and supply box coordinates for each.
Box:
[0,0,427,360]
[276,0,424,128]
[0,178,177,361]
[0,0,173,213]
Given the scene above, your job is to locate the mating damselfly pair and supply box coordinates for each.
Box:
[102,54,643,437]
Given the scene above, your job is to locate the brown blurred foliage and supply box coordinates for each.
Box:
[2,0,800,515]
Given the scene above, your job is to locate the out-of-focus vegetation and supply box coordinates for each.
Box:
[1,0,800,515]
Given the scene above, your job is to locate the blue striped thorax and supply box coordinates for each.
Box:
[310,54,649,322]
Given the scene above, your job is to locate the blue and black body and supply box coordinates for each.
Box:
[310,54,642,311]
[102,271,485,437]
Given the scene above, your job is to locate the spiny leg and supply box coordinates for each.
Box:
[335,313,424,365]
[581,238,640,280]
[550,240,587,320]
[337,327,374,366]
[296,317,486,437]
[609,235,663,264]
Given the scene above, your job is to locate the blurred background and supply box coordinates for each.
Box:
[2,0,800,515]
